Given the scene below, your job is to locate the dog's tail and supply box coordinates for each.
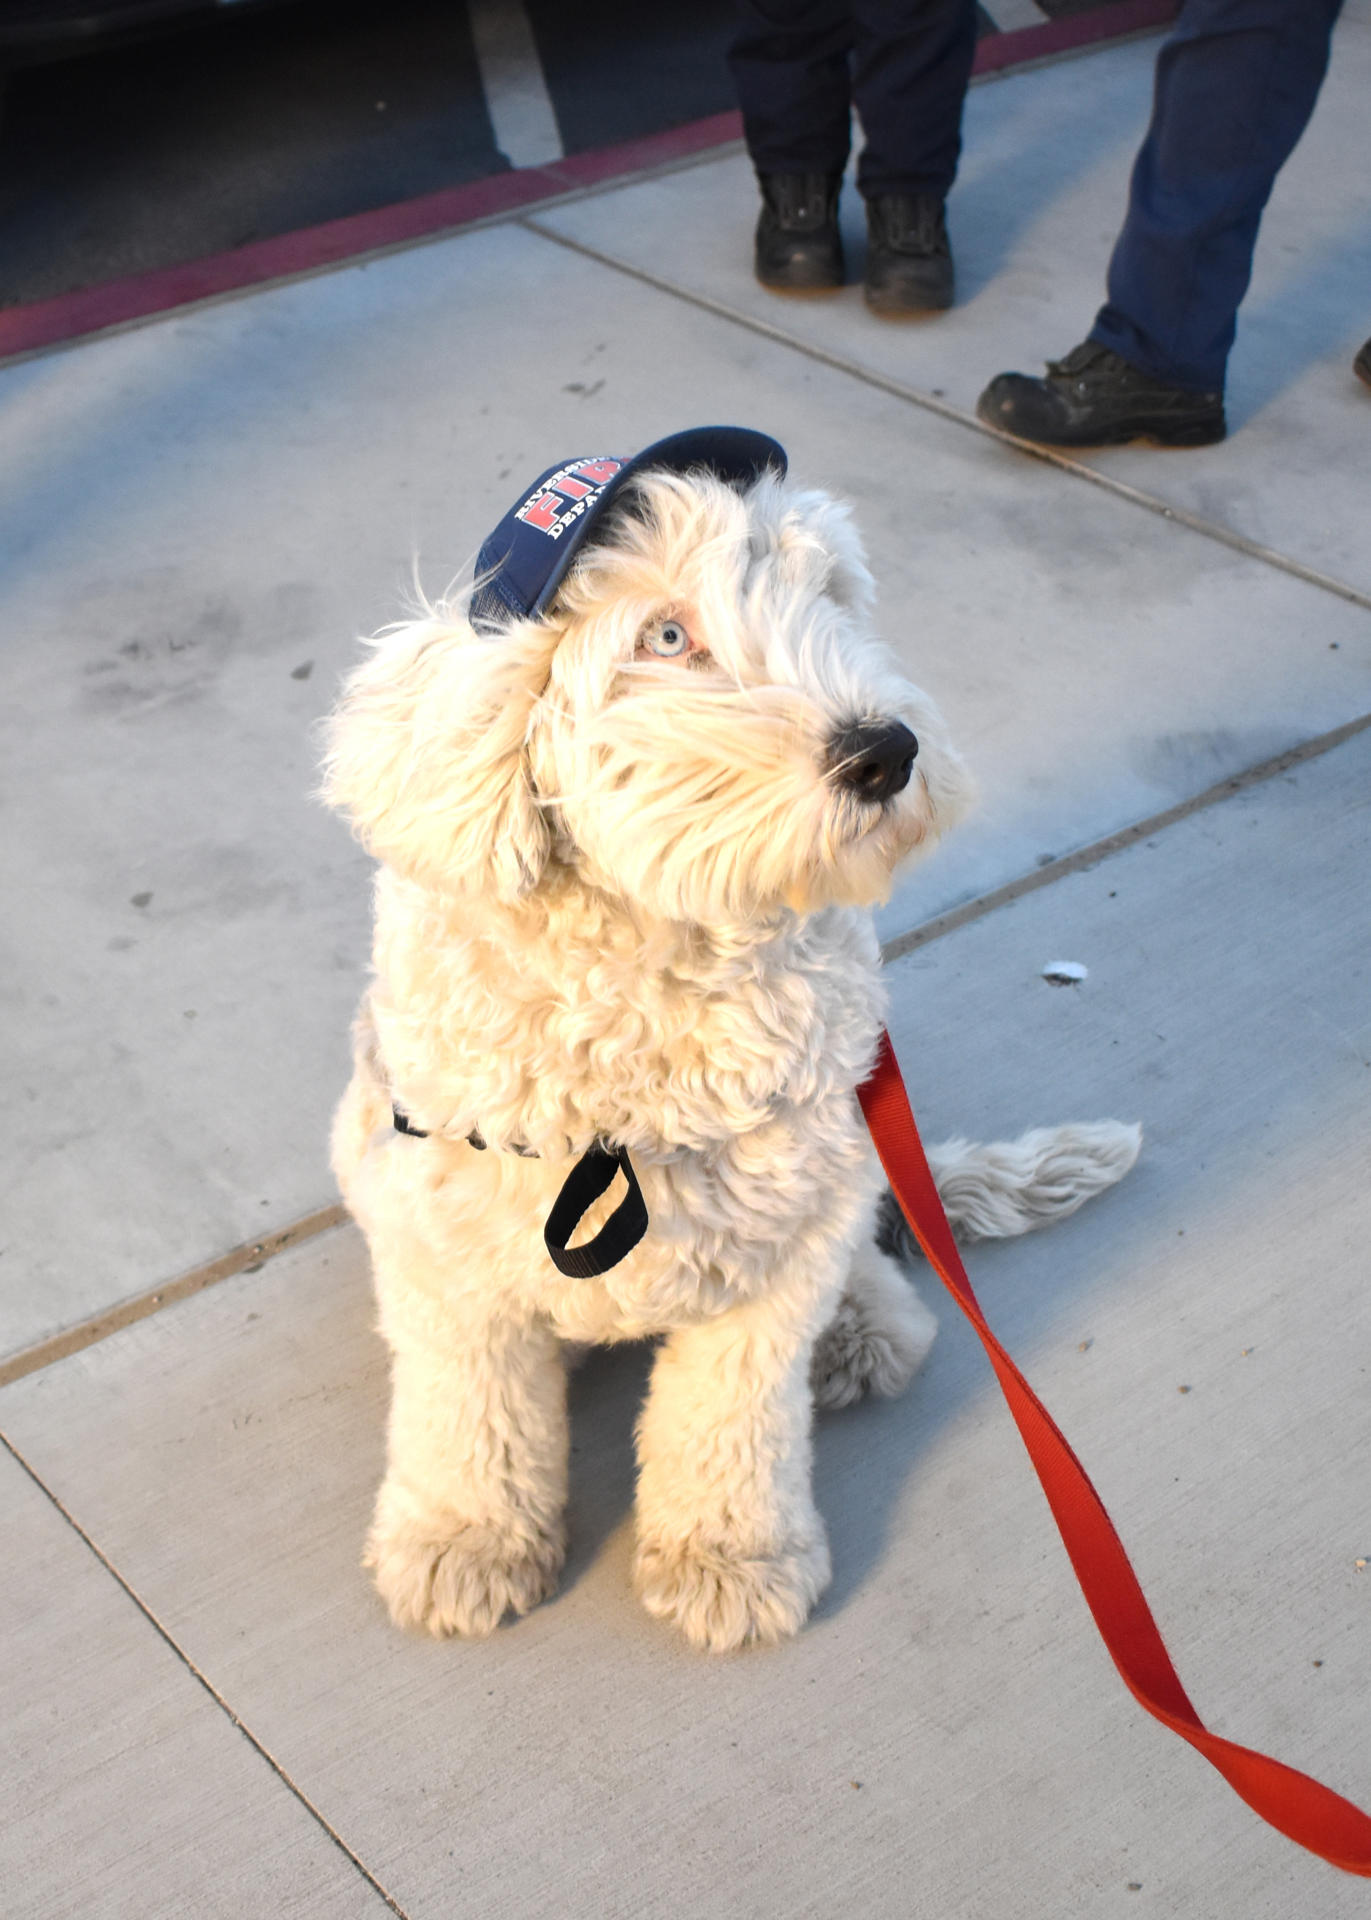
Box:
[877,1121,1142,1257]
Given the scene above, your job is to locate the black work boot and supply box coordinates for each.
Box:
[754,172,844,292]
[977,341,1226,447]
[863,193,953,314]
[1355,337,1371,390]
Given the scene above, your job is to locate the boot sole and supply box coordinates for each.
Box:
[756,267,844,294]
[977,396,1225,449]
[756,277,844,296]
[864,284,954,317]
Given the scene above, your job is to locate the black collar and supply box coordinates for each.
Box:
[391,1106,647,1277]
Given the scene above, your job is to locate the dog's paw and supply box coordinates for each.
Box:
[811,1259,938,1411]
[633,1533,830,1652]
[365,1512,564,1638]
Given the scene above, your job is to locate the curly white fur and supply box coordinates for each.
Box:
[324,468,1139,1652]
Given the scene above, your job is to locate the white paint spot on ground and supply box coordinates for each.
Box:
[981,0,1051,29]
[468,0,564,169]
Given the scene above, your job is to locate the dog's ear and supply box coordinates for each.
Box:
[808,496,876,613]
[323,613,557,899]
[762,485,876,614]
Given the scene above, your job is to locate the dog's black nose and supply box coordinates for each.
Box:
[826,719,919,803]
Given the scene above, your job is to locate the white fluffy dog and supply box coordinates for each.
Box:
[324,432,1139,1652]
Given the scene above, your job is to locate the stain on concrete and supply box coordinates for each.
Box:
[77,581,245,717]
[71,573,326,720]
[1132,729,1292,795]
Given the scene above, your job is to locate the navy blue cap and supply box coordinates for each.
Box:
[469,426,787,632]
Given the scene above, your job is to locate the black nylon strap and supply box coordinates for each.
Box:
[393,1107,492,1150]
[543,1144,649,1278]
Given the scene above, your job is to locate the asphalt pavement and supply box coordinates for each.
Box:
[1,6,1369,1914]
[0,0,1164,308]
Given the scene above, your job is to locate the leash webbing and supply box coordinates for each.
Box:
[543,1143,649,1278]
[858,1028,1371,1876]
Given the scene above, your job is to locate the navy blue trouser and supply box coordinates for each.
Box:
[1089,0,1343,392]
[728,0,979,201]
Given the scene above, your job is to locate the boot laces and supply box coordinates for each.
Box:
[764,173,838,231]
[871,194,945,254]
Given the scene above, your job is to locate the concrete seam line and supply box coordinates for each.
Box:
[3,713,1367,1391]
[986,436,1371,614]
[880,707,1371,962]
[0,1433,413,1920]
[520,218,1371,617]
[0,1205,349,1391]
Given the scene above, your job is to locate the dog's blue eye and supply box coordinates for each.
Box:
[645,620,690,657]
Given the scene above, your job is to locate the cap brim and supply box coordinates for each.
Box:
[471,425,787,631]
[529,425,787,617]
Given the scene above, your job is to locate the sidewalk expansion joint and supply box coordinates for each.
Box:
[2,709,1367,1389]
[880,707,1371,961]
[0,1204,348,1391]
[520,217,1371,618]
[0,1431,413,1920]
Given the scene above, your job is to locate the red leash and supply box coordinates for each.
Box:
[858,1028,1371,1876]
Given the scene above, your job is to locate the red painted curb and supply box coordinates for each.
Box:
[0,4,1177,363]
[0,110,747,364]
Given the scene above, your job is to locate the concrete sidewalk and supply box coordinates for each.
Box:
[2,9,1369,1914]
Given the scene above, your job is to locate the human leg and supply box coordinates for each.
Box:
[848,0,977,202]
[729,0,855,289]
[977,0,1342,444]
[1090,0,1344,391]
[852,0,978,311]
[730,0,855,178]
